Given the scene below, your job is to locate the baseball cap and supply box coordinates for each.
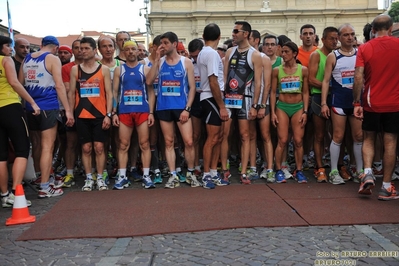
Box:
[42,36,60,47]
[217,44,227,52]
[58,45,72,54]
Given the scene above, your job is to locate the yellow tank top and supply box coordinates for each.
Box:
[0,56,20,108]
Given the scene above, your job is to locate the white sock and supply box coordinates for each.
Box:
[143,168,150,176]
[383,182,391,189]
[353,142,363,174]
[330,141,341,171]
[119,168,127,177]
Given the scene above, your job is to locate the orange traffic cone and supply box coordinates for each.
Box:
[6,184,35,226]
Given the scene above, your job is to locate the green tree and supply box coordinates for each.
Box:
[388,2,399,23]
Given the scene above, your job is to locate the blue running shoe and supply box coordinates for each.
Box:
[113,176,131,190]
[103,170,110,185]
[212,176,230,186]
[247,168,259,180]
[142,175,156,189]
[177,171,186,183]
[294,170,308,183]
[130,168,142,182]
[153,172,162,184]
[202,175,215,189]
[275,170,286,183]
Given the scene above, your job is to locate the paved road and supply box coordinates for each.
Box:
[1,168,399,266]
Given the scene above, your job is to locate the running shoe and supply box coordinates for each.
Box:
[113,176,131,190]
[260,168,268,179]
[353,171,362,183]
[266,170,276,183]
[186,172,201,187]
[222,170,231,182]
[358,172,375,195]
[281,166,293,179]
[240,174,251,185]
[176,171,186,183]
[62,174,75,188]
[103,170,110,185]
[165,175,180,188]
[247,168,259,180]
[82,179,94,192]
[339,166,352,182]
[294,170,308,183]
[329,169,345,185]
[378,183,399,201]
[202,175,215,189]
[1,192,32,207]
[97,178,108,191]
[153,172,163,184]
[373,166,383,178]
[193,169,202,177]
[130,168,143,182]
[275,170,286,183]
[212,175,230,186]
[142,175,156,189]
[49,175,64,189]
[314,168,328,183]
[38,185,64,198]
[392,171,399,181]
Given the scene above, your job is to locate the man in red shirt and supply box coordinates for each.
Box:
[353,14,399,200]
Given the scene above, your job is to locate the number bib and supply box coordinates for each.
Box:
[341,70,354,89]
[224,93,243,109]
[123,90,143,105]
[280,76,301,93]
[153,78,159,96]
[161,80,181,96]
[195,76,202,92]
[80,81,100,98]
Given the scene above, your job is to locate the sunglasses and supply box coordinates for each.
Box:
[232,29,246,34]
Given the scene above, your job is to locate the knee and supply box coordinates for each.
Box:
[82,144,92,155]
[139,139,150,151]
[119,139,130,152]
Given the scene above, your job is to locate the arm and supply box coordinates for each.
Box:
[102,65,113,129]
[3,57,40,115]
[308,51,322,88]
[353,66,364,120]
[258,55,272,119]
[68,65,77,119]
[270,67,279,127]
[300,66,309,127]
[223,48,233,84]
[144,65,155,127]
[250,51,263,120]
[320,53,335,119]
[179,58,196,124]
[112,66,121,127]
[48,55,74,126]
[209,75,228,121]
[146,47,161,85]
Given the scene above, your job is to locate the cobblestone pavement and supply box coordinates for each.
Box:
[1,168,399,266]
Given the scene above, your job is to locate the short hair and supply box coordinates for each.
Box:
[224,39,234,49]
[315,34,320,43]
[160,32,179,45]
[363,23,373,42]
[152,35,162,47]
[300,24,316,34]
[188,39,204,53]
[203,23,221,42]
[277,35,291,46]
[0,35,12,48]
[116,31,131,40]
[97,37,116,49]
[251,30,261,42]
[263,34,278,45]
[235,21,252,39]
[80,37,97,49]
[372,15,393,32]
[282,41,299,57]
[322,27,339,39]
[71,39,81,48]
[338,23,355,35]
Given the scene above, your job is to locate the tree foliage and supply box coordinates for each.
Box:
[388,2,399,23]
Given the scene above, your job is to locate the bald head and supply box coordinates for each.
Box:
[14,38,30,61]
[372,14,393,32]
[138,43,147,60]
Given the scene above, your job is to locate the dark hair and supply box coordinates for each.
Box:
[188,39,204,53]
[235,21,252,39]
[300,24,316,34]
[282,41,299,57]
[97,37,116,49]
[224,39,234,49]
[263,34,278,45]
[251,30,261,41]
[322,27,339,39]
[153,35,162,47]
[277,35,291,46]
[315,34,319,43]
[0,36,13,55]
[160,32,179,45]
[80,37,97,49]
[71,39,81,48]
[203,23,221,42]
[372,15,393,32]
[116,31,131,40]
[363,23,372,42]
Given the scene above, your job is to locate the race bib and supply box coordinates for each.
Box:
[341,70,354,89]
[123,90,143,105]
[161,80,181,96]
[224,94,243,109]
[280,76,300,93]
[80,81,100,98]
[195,76,202,92]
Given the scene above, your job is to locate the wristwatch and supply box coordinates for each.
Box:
[184,106,191,112]
[106,112,112,118]
[260,104,267,109]
[251,104,259,109]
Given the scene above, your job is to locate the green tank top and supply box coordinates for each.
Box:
[278,64,303,94]
[272,56,282,68]
[311,49,327,95]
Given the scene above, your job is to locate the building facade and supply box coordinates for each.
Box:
[149,0,385,45]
